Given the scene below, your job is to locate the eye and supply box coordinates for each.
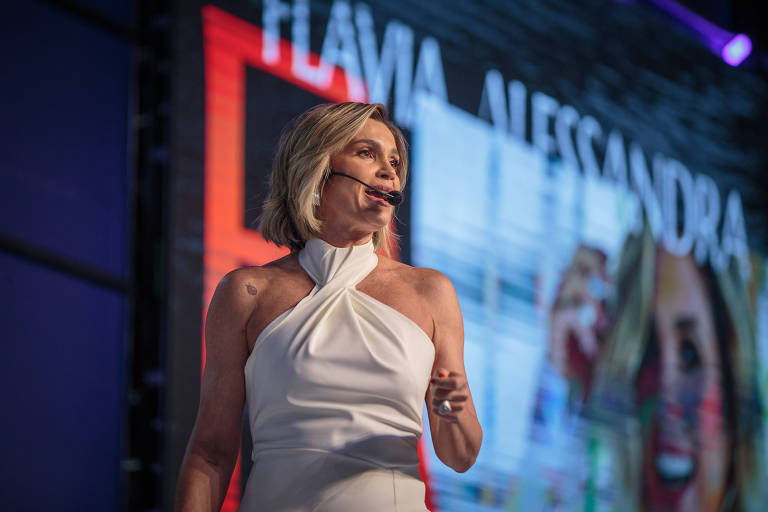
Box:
[358,148,373,159]
[680,338,701,373]
[390,159,399,168]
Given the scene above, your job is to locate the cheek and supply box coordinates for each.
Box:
[699,374,725,439]
[318,185,363,218]
[678,372,706,428]
[697,375,730,499]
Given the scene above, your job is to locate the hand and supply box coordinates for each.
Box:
[430,368,468,422]
[549,246,610,377]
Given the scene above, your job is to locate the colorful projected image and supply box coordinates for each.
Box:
[552,231,766,511]
[411,94,768,511]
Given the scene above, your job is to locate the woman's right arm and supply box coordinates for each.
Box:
[174,269,259,512]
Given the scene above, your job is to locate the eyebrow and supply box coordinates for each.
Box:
[351,138,399,157]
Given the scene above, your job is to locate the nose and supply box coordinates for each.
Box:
[657,345,696,425]
[659,352,678,401]
[376,162,397,182]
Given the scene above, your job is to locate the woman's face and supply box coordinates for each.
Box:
[636,250,730,512]
[318,118,400,240]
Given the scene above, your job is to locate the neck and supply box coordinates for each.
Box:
[317,225,374,249]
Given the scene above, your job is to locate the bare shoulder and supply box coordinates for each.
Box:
[377,256,456,302]
[207,268,261,326]
[211,253,299,310]
[414,267,456,299]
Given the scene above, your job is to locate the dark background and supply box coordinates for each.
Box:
[1,1,167,509]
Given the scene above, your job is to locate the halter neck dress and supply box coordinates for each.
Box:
[239,238,436,511]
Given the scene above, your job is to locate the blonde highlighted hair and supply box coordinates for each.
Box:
[258,102,408,254]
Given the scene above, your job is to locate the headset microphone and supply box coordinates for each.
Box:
[329,171,404,206]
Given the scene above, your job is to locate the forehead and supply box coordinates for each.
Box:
[351,118,398,152]
[653,251,721,360]
[655,251,709,306]
[654,251,716,333]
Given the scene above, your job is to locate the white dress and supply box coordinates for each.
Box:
[239,238,435,511]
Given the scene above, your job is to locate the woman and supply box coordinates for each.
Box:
[549,225,765,511]
[175,102,482,511]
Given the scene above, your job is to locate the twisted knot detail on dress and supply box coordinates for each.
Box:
[240,238,435,511]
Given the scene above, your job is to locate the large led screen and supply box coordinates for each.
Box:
[411,93,768,511]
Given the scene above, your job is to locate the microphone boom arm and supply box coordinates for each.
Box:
[329,171,403,206]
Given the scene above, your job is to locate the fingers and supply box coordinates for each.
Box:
[548,303,601,374]
[430,405,464,422]
[548,246,609,379]
[554,246,608,311]
[574,313,599,357]
[430,368,468,421]
[432,368,450,379]
[430,368,467,390]
[429,377,467,390]
[431,395,467,406]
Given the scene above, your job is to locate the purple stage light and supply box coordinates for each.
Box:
[619,0,753,66]
[721,34,752,66]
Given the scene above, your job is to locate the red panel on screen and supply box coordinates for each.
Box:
[202,5,431,510]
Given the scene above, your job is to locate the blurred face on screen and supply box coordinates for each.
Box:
[636,250,730,512]
[320,118,400,237]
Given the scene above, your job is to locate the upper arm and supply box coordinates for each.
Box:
[420,270,472,425]
[189,269,259,464]
[422,269,465,372]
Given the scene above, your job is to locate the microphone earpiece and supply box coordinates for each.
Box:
[385,190,403,206]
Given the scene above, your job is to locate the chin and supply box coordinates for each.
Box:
[360,211,392,231]
[643,459,698,511]
[641,431,727,512]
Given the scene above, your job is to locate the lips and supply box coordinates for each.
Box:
[364,188,391,206]
[655,452,695,483]
[644,425,698,510]
[653,433,696,487]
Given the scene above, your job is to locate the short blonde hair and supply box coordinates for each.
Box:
[258,102,408,254]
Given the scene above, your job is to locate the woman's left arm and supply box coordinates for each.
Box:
[422,270,482,473]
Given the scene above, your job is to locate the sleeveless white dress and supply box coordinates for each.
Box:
[239,238,435,511]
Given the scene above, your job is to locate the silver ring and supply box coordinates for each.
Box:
[438,400,452,415]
